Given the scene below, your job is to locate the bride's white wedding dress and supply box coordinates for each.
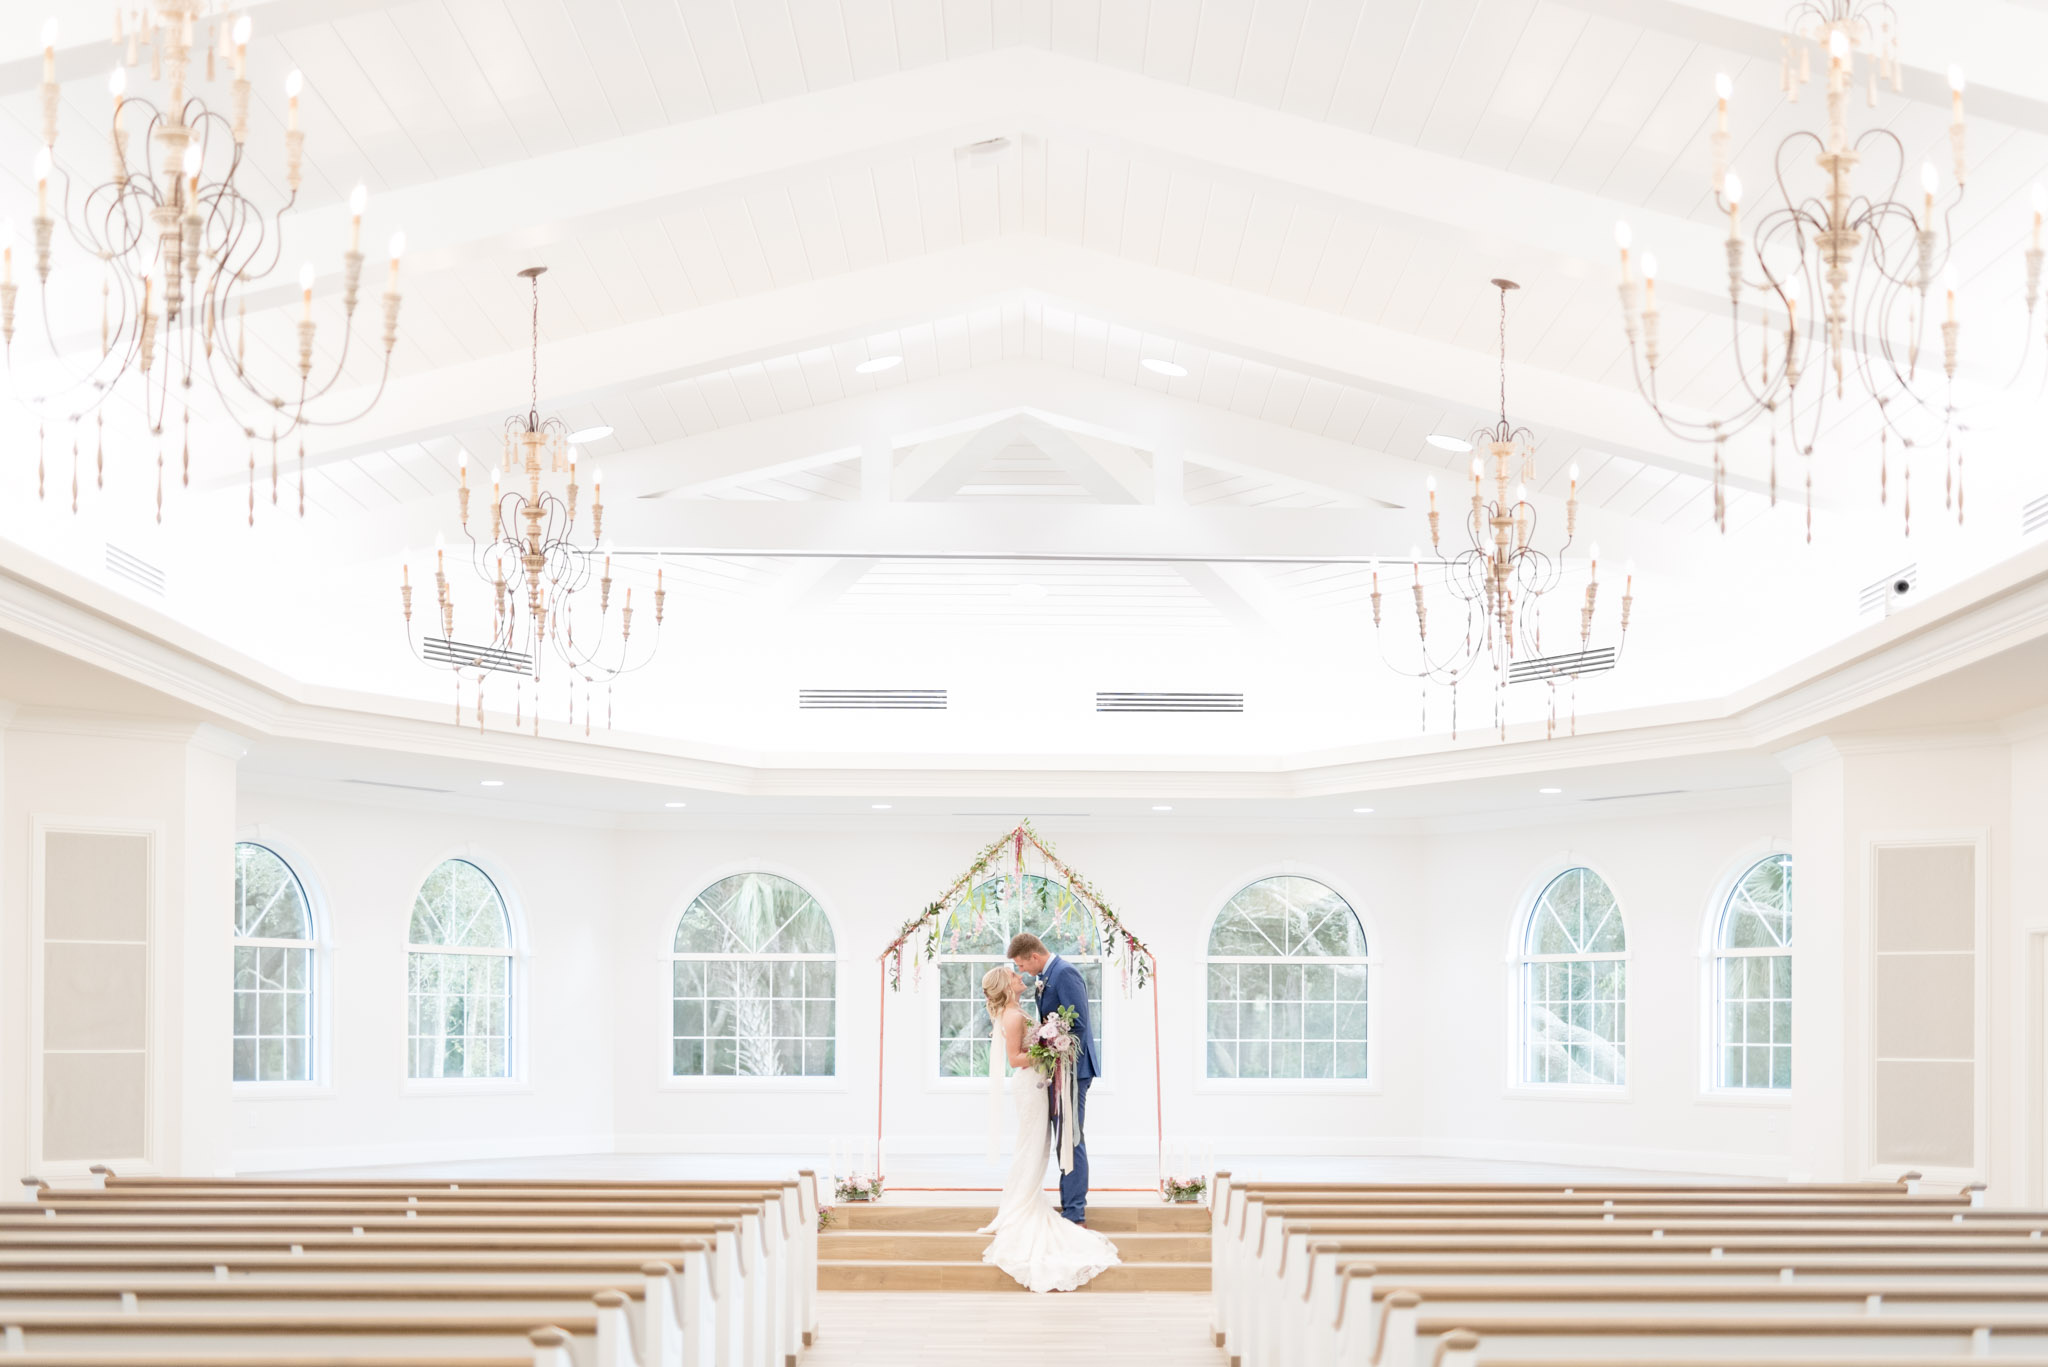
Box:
[977,1027,1121,1293]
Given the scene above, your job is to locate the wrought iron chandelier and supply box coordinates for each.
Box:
[1614,0,2042,541]
[403,266,664,735]
[1372,280,1632,740]
[6,2,405,523]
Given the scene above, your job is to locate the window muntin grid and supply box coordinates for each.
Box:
[670,873,837,1078]
[1205,876,1371,1080]
[1714,853,1792,1090]
[1521,867,1628,1086]
[936,875,1102,1080]
[407,859,513,1080]
[232,842,314,1083]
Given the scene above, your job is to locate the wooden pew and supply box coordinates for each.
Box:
[41,1175,821,1358]
[0,1266,710,1367]
[0,1199,785,1367]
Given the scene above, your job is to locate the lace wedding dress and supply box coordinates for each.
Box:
[977,1027,1121,1293]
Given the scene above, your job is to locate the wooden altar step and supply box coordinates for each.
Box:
[818,1203,1212,1292]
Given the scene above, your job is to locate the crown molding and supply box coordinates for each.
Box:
[5,535,2048,799]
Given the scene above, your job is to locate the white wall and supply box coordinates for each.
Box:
[227,790,618,1171]
[2,718,240,1179]
[222,787,1802,1177]
[1420,800,1797,1176]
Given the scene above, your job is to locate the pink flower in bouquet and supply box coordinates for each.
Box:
[1037,1020,1061,1042]
[1053,1033,1074,1054]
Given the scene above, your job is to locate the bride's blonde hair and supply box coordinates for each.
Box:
[981,966,1020,1022]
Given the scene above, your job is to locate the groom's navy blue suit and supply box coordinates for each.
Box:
[1036,953,1098,1223]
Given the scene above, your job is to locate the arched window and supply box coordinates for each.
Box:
[671,873,836,1077]
[407,859,513,1080]
[1714,853,1792,1090]
[1206,876,1371,1080]
[233,842,315,1083]
[1521,866,1627,1086]
[937,875,1102,1079]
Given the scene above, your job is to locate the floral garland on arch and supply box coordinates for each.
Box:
[880,820,1155,994]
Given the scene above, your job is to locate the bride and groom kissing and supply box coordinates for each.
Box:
[974,932,1123,1294]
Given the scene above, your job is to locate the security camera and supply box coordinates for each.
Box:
[1884,577,1914,615]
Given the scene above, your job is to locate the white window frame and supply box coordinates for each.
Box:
[1198,868,1379,1094]
[402,853,524,1094]
[230,837,326,1094]
[1506,860,1631,1098]
[662,868,845,1093]
[1700,848,1795,1101]
[923,874,1115,1095]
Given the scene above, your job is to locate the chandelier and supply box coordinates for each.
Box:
[5,3,405,523]
[1614,0,2042,541]
[402,266,664,735]
[1372,280,1632,740]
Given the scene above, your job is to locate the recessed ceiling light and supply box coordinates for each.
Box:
[854,355,903,374]
[1539,787,1563,794]
[871,802,893,810]
[1427,433,1473,452]
[1353,807,1374,814]
[479,780,504,787]
[1011,582,1048,600]
[664,801,687,809]
[1152,804,1173,812]
[1141,357,1188,378]
[566,425,613,443]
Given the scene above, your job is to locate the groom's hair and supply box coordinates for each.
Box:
[1006,932,1047,961]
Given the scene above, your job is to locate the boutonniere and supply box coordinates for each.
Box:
[1034,978,1046,999]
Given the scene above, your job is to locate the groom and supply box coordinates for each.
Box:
[1006,932,1098,1225]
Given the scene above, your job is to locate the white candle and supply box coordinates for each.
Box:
[41,17,57,83]
[348,183,366,253]
[298,262,314,321]
[285,69,302,131]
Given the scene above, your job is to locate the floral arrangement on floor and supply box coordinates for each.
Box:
[1161,1174,1208,1204]
[880,821,1155,992]
[834,1174,884,1203]
[817,1204,836,1231]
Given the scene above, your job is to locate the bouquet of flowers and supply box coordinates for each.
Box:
[1161,1174,1208,1204]
[1026,1005,1081,1081]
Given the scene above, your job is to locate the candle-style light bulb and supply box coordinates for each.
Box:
[1724,171,1742,236]
[231,14,250,78]
[182,140,202,185]
[1943,263,1957,324]
[40,17,57,84]
[386,230,405,291]
[1590,543,1601,581]
[1828,28,1849,63]
[285,69,303,130]
[2032,183,2046,251]
[298,261,315,319]
[348,182,366,253]
[33,147,51,218]
[1714,71,1731,129]
[1614,219,1633,279]
[109,65,125,98]
[1641,252,1659,312]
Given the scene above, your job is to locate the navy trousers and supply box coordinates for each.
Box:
[1058,1076,1091,1223]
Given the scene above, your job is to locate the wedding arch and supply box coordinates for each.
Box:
[873,821,1160,1189]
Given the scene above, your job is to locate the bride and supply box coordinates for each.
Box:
[976,965,1121,1293]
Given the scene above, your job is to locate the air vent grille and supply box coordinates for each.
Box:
[1580,789,1686,803]
[341,778,455,794]
[799,689,946,710]
[424,637,534,675]
[1858,565,1917,615]
[104,544,165,596]
[2025,494,2048,538]
[1508,647,1617,685]
[1096,691,1244,713]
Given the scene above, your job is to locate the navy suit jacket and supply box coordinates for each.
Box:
[1036,954,1099,1081]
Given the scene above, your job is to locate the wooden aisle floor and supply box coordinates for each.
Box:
[806,1290,1222,1365]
